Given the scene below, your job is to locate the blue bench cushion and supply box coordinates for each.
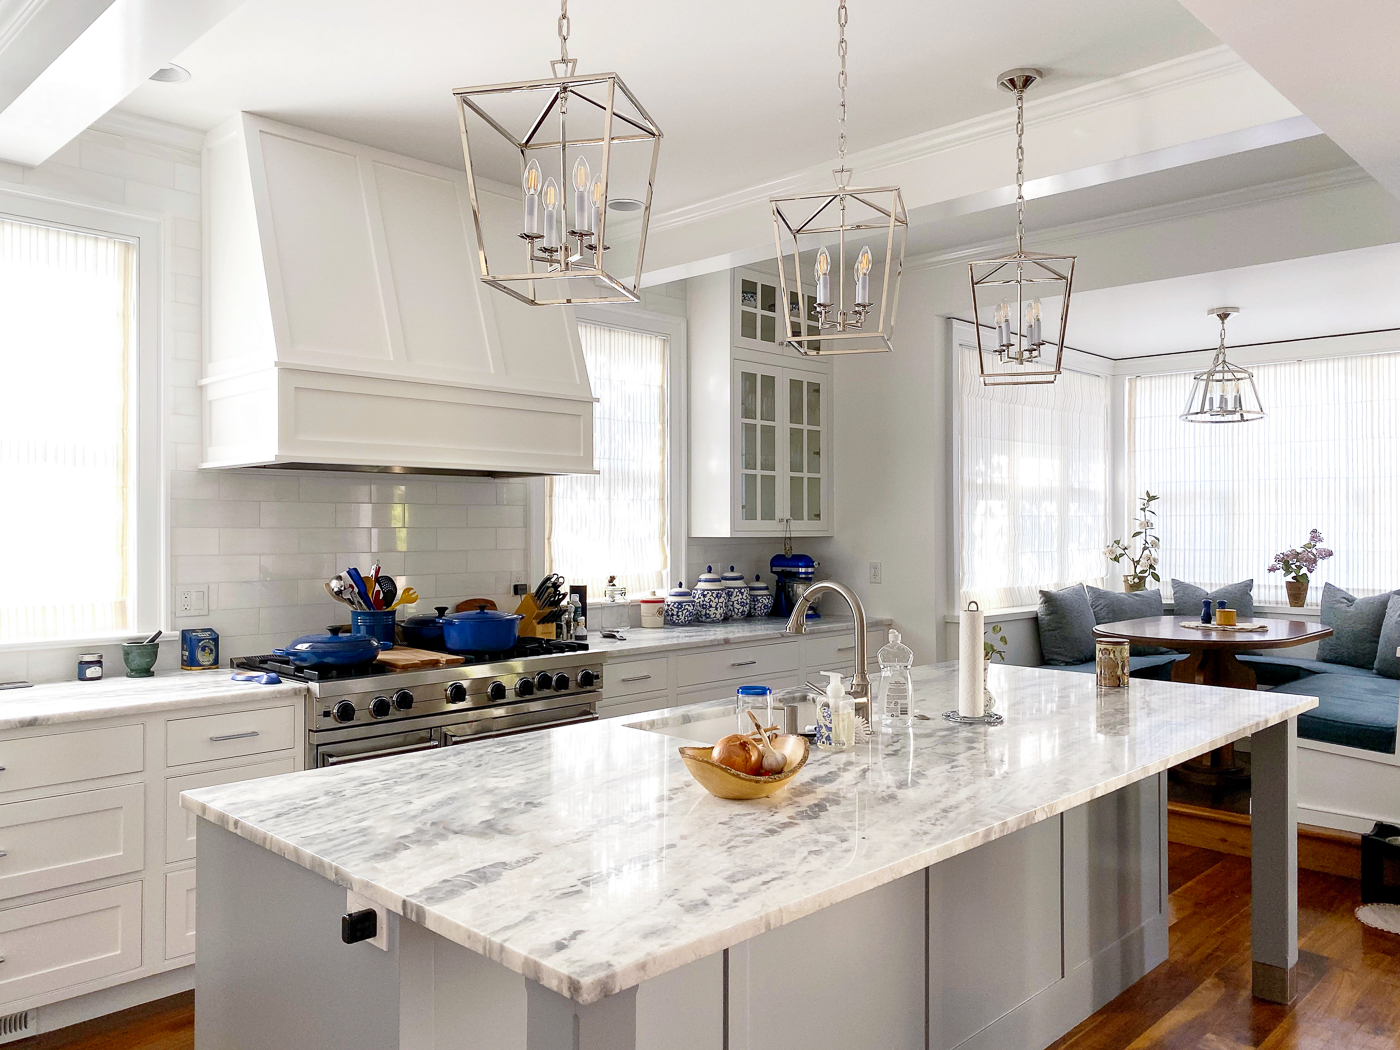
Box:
[1044,653,1184,680]
[1275,672,1399,754]
[1239,654,1382,686]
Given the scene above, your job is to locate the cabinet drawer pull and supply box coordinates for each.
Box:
[837,645,855,652]
[620,674,653,683]
[0,851,7,859]
[209,731,260,743]
[0,765,7,771]
[730,659,757,667]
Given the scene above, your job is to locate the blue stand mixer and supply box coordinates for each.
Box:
[770,525,818,620]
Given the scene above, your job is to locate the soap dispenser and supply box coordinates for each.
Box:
[816,671,855,752]
[875,629,914,729]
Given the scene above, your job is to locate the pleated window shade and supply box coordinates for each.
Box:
[958,345,1110,609]
[0,217,134,643]
[1127,352,1400,604]
[547,322,669,598]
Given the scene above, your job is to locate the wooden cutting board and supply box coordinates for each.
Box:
[374,648,466,671]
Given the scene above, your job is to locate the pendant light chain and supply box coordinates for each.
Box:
[558,0,570,66]
[1014,85,1026,255]
[836,0,848,168]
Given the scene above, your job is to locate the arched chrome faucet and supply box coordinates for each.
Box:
[784,580,871,720]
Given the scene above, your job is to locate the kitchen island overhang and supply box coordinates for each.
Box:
[184,663,1315,1050]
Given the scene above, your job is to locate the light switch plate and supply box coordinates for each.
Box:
[177,587,208,616]
[868,562,883,584]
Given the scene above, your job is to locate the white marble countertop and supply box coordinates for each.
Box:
[0,670,307,731]
[588,615,892,659]
[183,663,1316,1006]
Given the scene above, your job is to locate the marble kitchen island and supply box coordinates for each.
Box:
[184,664,1316,1050]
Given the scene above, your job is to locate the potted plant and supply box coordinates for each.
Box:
[983,622,1008,714]
[1104,492,1160,592]
[1267,530,1333,607]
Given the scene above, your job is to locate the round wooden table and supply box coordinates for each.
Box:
[1092,615,1333,785]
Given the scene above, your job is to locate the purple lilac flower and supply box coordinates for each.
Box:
[1309,528,1323,543]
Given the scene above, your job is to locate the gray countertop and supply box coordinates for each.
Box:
[182,663,1315,1006]
[588,615,892,659]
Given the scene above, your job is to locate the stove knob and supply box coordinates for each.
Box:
[487,681,508,702]
[333,700,357,723]
[577,669,598,688]
[369,695,393,719]
[393,689,414,711]
[553,673,571,692]
[515,678,535,698]
[534,671,554,691]
[446,682,469,705]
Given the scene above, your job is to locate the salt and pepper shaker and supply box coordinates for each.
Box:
[1200,598,1213,624]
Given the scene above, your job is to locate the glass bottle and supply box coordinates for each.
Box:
[876,629,914,729]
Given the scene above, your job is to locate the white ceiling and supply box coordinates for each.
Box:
[1065,241,1400,358]
[118,0,1219,214]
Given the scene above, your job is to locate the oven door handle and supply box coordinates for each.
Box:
[321,740,443,766]
[444,713,598,746]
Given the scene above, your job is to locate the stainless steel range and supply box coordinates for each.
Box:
[233,643,603,767]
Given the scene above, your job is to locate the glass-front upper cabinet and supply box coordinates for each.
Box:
[732,267,823,355]
[732,361,828,534]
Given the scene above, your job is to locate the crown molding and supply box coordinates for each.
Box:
[93,108,206,154]
[904,164,1374,273]
[650,46,1253,237]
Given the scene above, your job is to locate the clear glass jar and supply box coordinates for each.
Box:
[735,684,773,736]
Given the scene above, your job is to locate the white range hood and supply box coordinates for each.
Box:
[201,114,595,476]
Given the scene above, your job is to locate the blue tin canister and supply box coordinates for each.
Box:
[181,628,220,670]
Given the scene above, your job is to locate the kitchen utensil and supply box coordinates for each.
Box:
[441,605,523,653]
[330,574,362,610]
[231,671,282,685]
[370,563,384,609]
[601,629,627,640]
[346,567,373,609]
[325,581,352,607]
[401,607,449,649]
[375,575,397,609]
[373,647,467,671]
[678,735,809,800]
[120,642,159,678]
[274,625,389,668]
[387,587,419,611]
[747,711,788,774]
[142,629,163,644]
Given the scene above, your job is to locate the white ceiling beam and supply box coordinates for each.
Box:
[1176,0,1400,205]
[0,0,118,114]
[0,0,244,167]
[641,47,1308,285]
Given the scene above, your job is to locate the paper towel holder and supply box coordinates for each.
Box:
[945,599,1006,727]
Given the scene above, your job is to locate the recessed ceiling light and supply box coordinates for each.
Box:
[149,65,190,83]
[608,198,645,213]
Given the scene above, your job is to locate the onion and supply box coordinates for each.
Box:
[712,734,762,775]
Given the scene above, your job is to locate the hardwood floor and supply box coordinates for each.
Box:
[19,845,1400,1049]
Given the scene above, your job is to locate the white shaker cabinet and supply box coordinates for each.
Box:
[689,268,833,538]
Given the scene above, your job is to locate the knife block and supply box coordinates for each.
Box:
[514,595,558,639]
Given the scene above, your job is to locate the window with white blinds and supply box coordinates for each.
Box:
[547,322,669,597]
[0,217,136,643]
[958,342,1110,609]
[1127,351,1400,604]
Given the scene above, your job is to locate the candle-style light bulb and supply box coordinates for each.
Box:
[572,156,591,233]
[542,178,561,249]
[1029,298,1042,347]
[853,245,873,305]
[522,159,542,237]
[590,173,606,245]
[814,246,831,307]
[997,300,1010,349]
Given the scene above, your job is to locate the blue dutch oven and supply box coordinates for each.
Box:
[275,625,391,668]
[441,604,522,653]
[401,607,450,651]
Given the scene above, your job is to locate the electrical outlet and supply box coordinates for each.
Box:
[511,571,527,586]
[177,587,208,617]
[868,561,883,584]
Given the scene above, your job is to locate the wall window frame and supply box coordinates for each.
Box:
[0,187,164,648]
[530,303,687,595]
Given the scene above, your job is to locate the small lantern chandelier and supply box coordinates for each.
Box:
[969,69,1075,385]
[452,0,662,306]
[1181,307,1265,423]
[770,0,907,356]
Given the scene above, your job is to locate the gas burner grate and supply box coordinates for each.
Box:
[231,655,387,682]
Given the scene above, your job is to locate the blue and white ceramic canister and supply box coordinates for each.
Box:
[722,565,751,619]
[665,582,697,626]
[747,575,774,618]
[693,566,728,623]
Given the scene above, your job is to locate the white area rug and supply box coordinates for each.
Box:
[1355,904,1400,935]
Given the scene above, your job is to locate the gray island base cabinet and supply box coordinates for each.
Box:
[186,665,1314,1050]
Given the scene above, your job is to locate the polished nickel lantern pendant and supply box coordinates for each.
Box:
[770,0,907,356]
[452,0,662,306]
[969,69,1075,385]
[1181,307,1264,423]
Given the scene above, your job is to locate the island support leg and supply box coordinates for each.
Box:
[1250,717,1298,1003]
[526,982,637,1050]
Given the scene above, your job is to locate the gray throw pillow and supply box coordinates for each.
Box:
[1084,585,1171,655]
[1317,582,1400,669]
[1373,594,1400,679]
[1036,584,1096,665]
[1171,579,1255,621]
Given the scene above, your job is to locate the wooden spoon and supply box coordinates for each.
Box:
[747,711,787,775]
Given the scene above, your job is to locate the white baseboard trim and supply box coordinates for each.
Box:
[35,966,193,1036]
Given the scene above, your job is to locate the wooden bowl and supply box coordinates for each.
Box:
[678,735,810,800]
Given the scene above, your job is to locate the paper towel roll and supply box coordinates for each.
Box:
[958,603,985,717]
